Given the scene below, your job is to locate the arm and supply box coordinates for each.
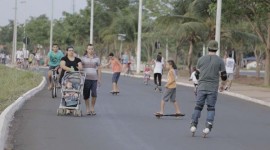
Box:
[77,62,83,70]
[103,60,111,67]
[97,65,102,82]
[60,60,72,72]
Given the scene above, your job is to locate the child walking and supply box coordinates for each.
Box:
[154,60,185,116]
[144,64,151,85]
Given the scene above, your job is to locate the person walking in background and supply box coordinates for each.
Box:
[224,53,235,91]
[103,53,122,94]
[189,66,198,96]
[154,60,185,117]
[35,49,41,66]
[81,44,102,115]
[122,51,129,75]
[152,54,164,92]
[190,40,227,137]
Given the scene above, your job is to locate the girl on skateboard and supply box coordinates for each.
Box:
[154,60,185,117]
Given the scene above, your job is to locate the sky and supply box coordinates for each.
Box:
[0,0,88,26]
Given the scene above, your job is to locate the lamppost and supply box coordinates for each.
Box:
[215,0,222,56]
[136,0,142,74]
[118,34,126,55]
[90,0,94,44]
[20,0,27,50]
[49,0,54,51]
[12,0,18,65]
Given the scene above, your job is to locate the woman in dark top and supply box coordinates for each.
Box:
[59,46,83,83]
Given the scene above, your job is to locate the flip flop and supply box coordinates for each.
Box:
[90,111,96,116]
[154,112,163,116]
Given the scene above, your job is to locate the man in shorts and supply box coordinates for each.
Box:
[81,44,102,115]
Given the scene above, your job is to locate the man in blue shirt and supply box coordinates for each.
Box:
[44,44,64,90]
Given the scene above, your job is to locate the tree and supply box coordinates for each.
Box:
[222,0,270,85]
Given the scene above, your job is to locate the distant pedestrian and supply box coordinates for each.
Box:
[154,60,185,116]
[103,53,122,94]
[152,54,164,92]
[225,53,235,91]
[189,66,198,96]
[190,40,227,137]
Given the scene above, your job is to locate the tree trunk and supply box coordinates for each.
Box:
[235,51,242,78]
[264,22,270,85]
[253,47,261,79]
[187,40,194,75]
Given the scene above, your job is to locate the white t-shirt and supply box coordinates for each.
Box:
[190,71,198,84]
[154,61,163,74]
[225,58,235,73]
[22,49,29,59]
[16,50,23,59]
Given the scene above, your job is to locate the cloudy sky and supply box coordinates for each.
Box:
[0,0,88,26]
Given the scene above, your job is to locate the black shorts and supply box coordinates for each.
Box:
[83,80,98,99]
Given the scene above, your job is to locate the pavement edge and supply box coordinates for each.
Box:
[103,71,270,108]
[0,77,47,150]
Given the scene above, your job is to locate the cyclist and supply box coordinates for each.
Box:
[44,44,64,90]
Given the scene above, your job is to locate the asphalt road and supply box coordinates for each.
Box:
[7,70,270,150]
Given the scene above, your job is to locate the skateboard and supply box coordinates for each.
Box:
[154,113,185,118]
[110,91,119,95]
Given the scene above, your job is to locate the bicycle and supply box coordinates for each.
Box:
[51,69,58,98]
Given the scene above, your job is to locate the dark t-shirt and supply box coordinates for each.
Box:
[60,56,82,82]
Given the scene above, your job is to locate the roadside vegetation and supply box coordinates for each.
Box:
[0,65,42,112]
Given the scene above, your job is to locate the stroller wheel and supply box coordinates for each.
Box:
[77,110,82,117]
[73,110,77,116]
[57,108,64,116]
[57,109,60,116]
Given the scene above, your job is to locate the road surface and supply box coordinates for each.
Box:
[6,71,270,150]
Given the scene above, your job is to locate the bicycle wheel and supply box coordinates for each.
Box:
[51,81,57,98]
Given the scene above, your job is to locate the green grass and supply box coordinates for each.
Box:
[0,65,42,112]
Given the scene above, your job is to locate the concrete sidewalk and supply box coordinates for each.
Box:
[177,76,270,107]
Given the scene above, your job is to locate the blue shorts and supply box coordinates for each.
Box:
[83,80,98,99]
[112,72,121,83]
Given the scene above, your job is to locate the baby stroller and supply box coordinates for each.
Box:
[57,71,86,117]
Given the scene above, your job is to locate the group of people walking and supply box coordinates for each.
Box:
[45,44,101,115]
[45,40,229,137]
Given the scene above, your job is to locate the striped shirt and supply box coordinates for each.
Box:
[81,55,100,80]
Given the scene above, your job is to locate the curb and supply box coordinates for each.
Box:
[0,77,46,150]
[102,71,270,108]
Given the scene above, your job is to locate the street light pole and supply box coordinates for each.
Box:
[21,0,27,50]
[12,0,18,65]
[215,0,222,56]
[90,0,94,44]
[49,0,54,51]
[136,0,142,74]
